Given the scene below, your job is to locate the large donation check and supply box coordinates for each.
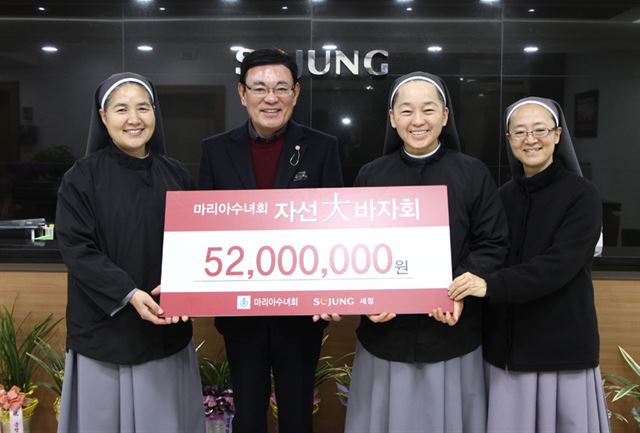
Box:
[160,185,453,316]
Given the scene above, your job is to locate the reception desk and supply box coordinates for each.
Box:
[1,265,638,433]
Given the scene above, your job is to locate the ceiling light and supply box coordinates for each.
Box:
[341,117,352,126]
[137,45,153,52]
[523,46,539,53]
[322,44,337,50]
[427,45,443,53]
[159,7,166,11]
[365,85,374,91]
[37,6,46,11]
[41,46,58,53]
[528,8,535,12]
[406,7,413,11]
[230,46,245,51]
[281,5,288,10]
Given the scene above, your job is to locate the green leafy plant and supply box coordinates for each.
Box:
[603,346,640,425]
[270,335,352,418]
[196,342,235,419]
[197,349,232,391]
[0,304,61,391]
[333,360,353,406]
[314,352,346,390]
[26,338,65,396]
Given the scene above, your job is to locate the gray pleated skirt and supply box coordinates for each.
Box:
[485,362,611,433]
[57,340,205,433]
[345,342,486,433]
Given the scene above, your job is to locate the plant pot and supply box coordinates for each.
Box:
[1,397,38,433]
[53,395,61,422]
[206,416,225,433]
[206,412,233,433]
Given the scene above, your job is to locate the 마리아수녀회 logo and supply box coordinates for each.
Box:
[237,295,251,310]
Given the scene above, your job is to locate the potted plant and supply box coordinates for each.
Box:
[26,338,65,420]
[269,336,350,420]
[0,385,38,433]
[197,343,234,433]
[603,346,640,426]
[0,304,61,432]
[334,360,353,407]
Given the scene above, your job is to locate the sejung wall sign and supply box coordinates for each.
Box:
[234,48,389,77]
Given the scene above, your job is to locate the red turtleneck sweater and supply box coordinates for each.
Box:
[250,135,285,189]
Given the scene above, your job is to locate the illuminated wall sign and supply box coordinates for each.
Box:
[234,49,389,77]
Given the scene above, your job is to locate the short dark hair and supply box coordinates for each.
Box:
[239,48,298,85]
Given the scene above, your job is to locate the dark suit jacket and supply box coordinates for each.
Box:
[199,119,343,190]
[199,119,344,335]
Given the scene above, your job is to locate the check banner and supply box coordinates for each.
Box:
[160,186,453,316]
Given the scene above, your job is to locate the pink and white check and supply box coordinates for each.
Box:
[160,185,453,316]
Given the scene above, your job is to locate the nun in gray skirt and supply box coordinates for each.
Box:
[55,72,205,433]
[449,97,611,433]
[345,72,509,433]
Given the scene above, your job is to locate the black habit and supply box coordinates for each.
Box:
[354,146,509,362]
[56,72,194,365]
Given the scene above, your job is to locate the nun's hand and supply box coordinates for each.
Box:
[130,288,172,325]
[429,300,463,326]
[148,284,189,325]
[312,313,343,322]
[149,285,189,323]
[367,312,396,323]
[448,272,487,301]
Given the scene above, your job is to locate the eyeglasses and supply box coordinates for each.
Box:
[507,127,557,140]
[244,84,295,98]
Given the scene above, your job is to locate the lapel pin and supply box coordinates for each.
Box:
[289,144,301,166]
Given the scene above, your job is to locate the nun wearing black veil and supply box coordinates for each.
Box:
[344,72,509,433]
[55,72,205,433]
[448,97,611,433]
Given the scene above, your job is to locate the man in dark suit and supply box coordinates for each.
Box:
[199,48,343,433]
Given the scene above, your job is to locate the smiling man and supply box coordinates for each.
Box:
[198,48,343,433]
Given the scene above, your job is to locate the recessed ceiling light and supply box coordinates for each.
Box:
[41,46,58,53]
[365,85,374,91]
[159,7,166,11]
[37,6,46,11]
[427,45,443,53]
[523,46,539,53]
[341,117,352,126]
[459,77,464,81]
[406,7,413,11]
[528,8,535,12]
[322,44,337,50]
[282,5,288,10]
[137,45,153,52]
